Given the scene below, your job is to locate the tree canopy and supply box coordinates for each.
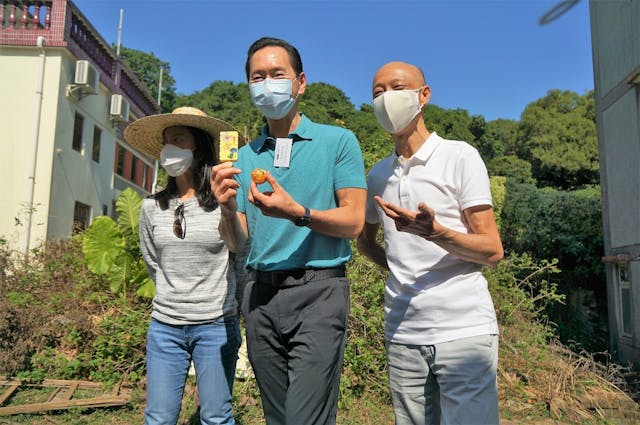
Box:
[517,89,598,190]
[121,49,599,191]
[119,46,177,112]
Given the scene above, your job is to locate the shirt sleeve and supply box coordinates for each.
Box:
[139,200,159,282]
[235,148,249,214]
[458,146,493,210]
[365,173,380,224]
[334,130,367,190]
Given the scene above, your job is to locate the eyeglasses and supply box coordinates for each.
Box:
[173,204,185,239]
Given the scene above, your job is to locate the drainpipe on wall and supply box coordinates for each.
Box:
[23,36,46,255]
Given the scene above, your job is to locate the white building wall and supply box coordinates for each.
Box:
[0,46,62,250]
[47,51,120,241]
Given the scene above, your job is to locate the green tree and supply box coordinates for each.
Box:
[177,81,262,141]
[488,155,535,184]
[347,105,394,170]
[301,82,355,124]
[478,118,519,160]
[119,46,177,112]
[423,105,484,148]
[517,90,598,189]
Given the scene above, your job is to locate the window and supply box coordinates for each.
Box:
[618,264,632,337]
[113,143,153,192]
[131,156,138,183]
[145,165,155,192]
[116,144,125,176]
[73,201,91,233]
[92,126,101,162]
[72,112,84,152]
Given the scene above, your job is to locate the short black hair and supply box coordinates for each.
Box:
[245,37,303,80]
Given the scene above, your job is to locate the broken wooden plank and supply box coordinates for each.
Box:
[0,377,132,416]
[46,387,62,403]
[60,381,79,401]
[0,395,130,416]
[0,384,19,406]
[0,378,104,388]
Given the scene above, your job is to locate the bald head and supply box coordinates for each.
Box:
[372,61,426,98]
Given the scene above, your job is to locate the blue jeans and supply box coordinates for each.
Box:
[144,317,241,425]
[387,334,499,425]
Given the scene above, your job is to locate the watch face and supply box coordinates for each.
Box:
[295,216,310,227]
[295,207,311,226]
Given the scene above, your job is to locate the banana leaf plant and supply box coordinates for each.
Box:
[82,188,155,300]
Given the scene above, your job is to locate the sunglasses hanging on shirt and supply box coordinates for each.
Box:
[173,203,186,239]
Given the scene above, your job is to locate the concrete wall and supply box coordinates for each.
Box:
[590,0,640,367]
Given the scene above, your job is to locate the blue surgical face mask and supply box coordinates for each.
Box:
[250,78,296,119]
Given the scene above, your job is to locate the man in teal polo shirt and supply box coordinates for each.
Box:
[210,37,366,425]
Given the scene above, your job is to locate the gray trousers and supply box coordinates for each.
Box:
[242,271,350,425]
[387,334,499,425]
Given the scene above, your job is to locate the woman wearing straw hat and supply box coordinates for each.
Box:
[124,106,245,425]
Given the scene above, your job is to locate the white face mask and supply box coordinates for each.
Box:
[372,88,423,134]
[160,144,193,177]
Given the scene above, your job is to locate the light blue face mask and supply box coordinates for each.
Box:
[250,78,296,119]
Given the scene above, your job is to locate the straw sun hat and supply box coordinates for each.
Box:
[123,106,245,160]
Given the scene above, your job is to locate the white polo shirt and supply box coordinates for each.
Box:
[366,132,499,345]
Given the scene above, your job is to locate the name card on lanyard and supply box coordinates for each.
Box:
[274,138,293,168]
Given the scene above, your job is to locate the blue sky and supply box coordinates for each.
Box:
[74,0,593,122]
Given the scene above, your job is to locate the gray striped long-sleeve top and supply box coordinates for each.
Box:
[139,195,237,325]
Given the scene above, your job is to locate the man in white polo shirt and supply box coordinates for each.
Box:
[357,61,504,425]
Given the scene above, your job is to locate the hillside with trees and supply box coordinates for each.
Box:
[0,50,637,424]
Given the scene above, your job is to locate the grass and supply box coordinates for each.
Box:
[0,378,394,425]
[2,347,638,425]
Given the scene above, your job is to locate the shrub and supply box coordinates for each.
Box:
[500,180,607,351]
[342,248,389,403]
[501,180,603,289]
[0,237,152,384]
[0,238,108,378]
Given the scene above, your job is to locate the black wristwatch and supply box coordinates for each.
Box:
[294,206,311,227]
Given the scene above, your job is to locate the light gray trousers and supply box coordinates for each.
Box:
[387,334,499,425]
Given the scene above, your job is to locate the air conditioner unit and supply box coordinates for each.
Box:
[74,60,99,94]
[110,94,130,122]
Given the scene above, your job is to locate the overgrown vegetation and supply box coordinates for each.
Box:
[0,237,150,387]
[1,228,638,423]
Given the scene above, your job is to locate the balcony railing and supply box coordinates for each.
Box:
[1,1,53,30]
[68,11,115,80]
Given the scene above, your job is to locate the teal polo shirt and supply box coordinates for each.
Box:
[235,114,366,271]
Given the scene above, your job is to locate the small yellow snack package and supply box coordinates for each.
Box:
[219,131,239,161]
